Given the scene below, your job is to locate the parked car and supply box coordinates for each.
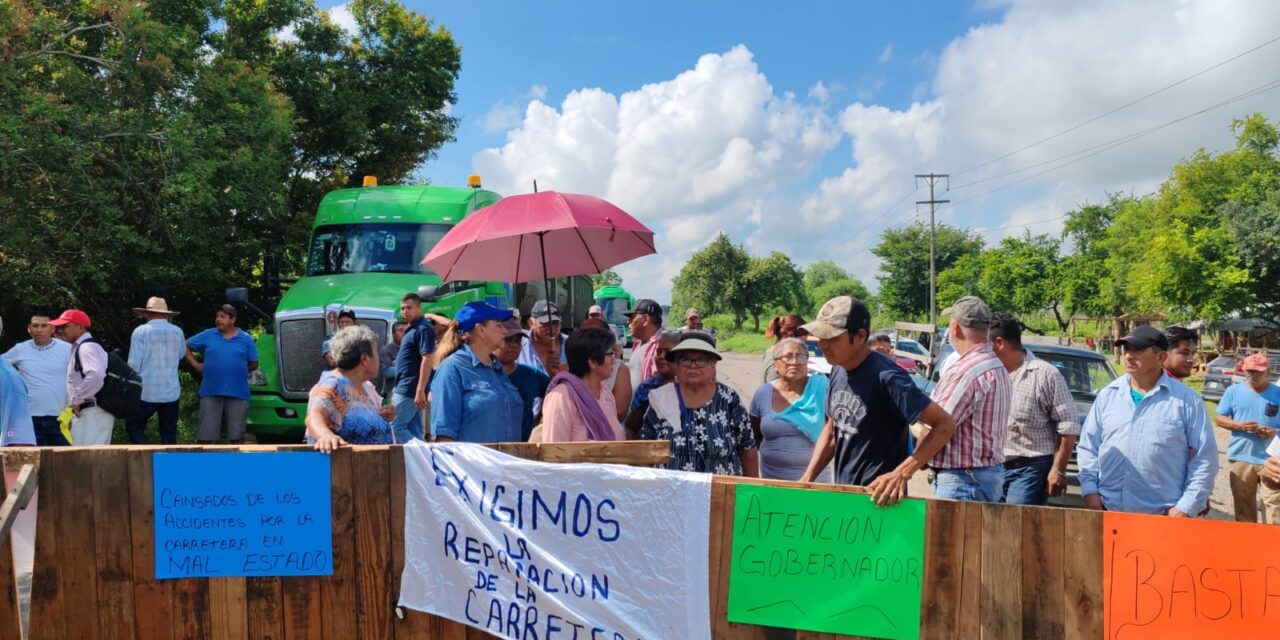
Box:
[804,338,920,376]
[914,343,1117,428]
[1200,355,1238,402]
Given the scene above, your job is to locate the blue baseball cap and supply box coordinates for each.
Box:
[455,302,513,333]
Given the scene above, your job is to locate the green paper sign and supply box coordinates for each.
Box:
[726,485,926,640]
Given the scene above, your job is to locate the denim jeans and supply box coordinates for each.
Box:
[126,400,180,444]
[32,415,69,446]
[391,392,424,444]
[931,465,1004,502]
[1000,454,1055,506]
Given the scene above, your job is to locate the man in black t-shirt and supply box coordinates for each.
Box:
[799,296,957,505]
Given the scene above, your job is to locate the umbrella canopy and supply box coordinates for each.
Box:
[421,191,656,283]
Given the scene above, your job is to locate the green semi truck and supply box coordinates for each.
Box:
[234,179,594,440]
[593,285,635,347]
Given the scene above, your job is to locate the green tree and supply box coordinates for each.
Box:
[872,222,985,318]
[0,0,461,344]
[671,233,751,325]
[808,278,871,318]
[736,252,807,331]
[1222,188,1280,324]
[591,269,623,288]
[802,260,850,290]
[1058,197,1125,320]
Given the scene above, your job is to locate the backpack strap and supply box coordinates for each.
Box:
[72,338,100,375]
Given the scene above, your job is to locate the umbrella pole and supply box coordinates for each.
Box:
[539,231,551,305]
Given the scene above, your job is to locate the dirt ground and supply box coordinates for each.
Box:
[714,351,1244,520]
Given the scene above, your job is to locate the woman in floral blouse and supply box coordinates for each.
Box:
[640,331,758,475]
[305,325,396,451]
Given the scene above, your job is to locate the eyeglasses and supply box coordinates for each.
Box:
[775,353,809,363]
[677,358,714,369]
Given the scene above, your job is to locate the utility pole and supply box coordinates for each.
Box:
[915,173,949,329]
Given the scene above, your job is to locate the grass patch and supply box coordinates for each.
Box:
[716,331,773,354]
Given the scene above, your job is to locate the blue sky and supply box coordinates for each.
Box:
[320,1,1280,304]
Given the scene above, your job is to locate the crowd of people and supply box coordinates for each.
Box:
[1,298,259,447]
[4,289,1280,524]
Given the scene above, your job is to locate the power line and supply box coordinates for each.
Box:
[864,186,921,227]
[954,32,1280,178]
[949,76,1280,204]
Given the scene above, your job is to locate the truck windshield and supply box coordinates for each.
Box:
[595,297,631,325]
[307,223,451,275]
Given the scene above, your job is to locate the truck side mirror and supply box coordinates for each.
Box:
[225,287,250,304]
[418,284,441,302]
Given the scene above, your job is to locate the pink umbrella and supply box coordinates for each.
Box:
[421,191,656,284]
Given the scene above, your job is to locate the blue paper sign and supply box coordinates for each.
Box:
[152,452,333,579]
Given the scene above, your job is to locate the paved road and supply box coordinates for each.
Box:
[714,350,1241,520]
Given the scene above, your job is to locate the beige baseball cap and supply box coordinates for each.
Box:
[800,296,871,340]
[942,296,992,329]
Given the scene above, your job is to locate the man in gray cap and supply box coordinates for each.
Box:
[798,296,956,506]
[518,299,567,376]
[926,295,1012,502]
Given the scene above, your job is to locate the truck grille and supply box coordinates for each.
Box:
[279,318,326,395]
[278,317,389,396]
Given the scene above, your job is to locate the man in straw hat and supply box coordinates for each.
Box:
[127,296,187,444]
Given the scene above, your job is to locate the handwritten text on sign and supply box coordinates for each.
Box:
[398,442,713,640]
[152,452,333,579]
[1103,511,1280,639]
[727,485,925,640]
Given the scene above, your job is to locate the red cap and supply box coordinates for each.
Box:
[1241,353,1270,372]
[48,309,92,328]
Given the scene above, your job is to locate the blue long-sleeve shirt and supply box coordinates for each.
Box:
[1077,372,1218,515]
[429,344,523,443]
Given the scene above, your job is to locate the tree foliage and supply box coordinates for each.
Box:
[672,235,808,331]
[872,222,985,318]
[591,269,623,288]
[0,0,460,345]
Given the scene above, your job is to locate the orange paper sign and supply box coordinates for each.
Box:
[1103,511,1280,639]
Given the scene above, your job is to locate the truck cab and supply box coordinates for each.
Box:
[245,181,597,440]
[593,285,635,347]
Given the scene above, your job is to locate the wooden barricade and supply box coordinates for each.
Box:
[2,445,1105,640]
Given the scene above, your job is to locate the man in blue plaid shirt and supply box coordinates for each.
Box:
[127,297,187,444]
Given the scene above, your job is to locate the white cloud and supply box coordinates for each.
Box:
[474,46,841,300]
[878,44,894,63]
[528,84,548,100]
[472,1,1280,302]
[326,3,357,34]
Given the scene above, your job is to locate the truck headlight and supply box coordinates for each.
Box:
[248,370,267,386]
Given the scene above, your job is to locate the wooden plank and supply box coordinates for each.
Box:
[245,578,283,640]
[0,464,38,543]
[27,448,62,640]
[321,448,357,640]
[894,321,936,334]
[707,481,728,638]
[979,503,1022,639]
[389,445,433,640]
[126,449,174,640]
[956,502,981,639]
[433,618,470,640]
[91,450,137,640]
[0,467,22,640]
[713,483,765,640]
[0,449,41,472]
[487,442,542,461]
[532,441,671,465]
[208,579,247,640]
[1062,510,1103,640]
[56,449,100,640]
[171,577,212,639]
[1021,507,1065,639]
[921,500,964,640]
[353,448,393,640]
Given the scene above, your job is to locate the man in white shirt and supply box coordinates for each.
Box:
[50,309,115,446]
[2,311,72,445]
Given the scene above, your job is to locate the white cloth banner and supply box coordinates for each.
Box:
[399,442,713,640]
